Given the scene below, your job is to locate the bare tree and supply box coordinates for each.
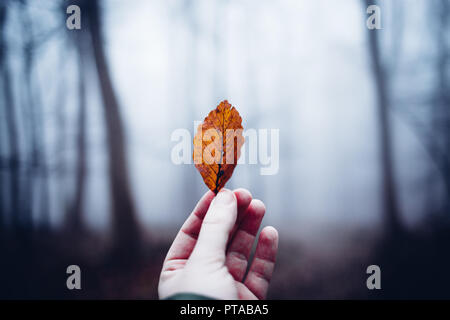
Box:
[363,0,401,234]
[19,0,51,228]
[65,19,89,232]
[81,0,140,255]
[0,2,21,231]
[430,0,450,209]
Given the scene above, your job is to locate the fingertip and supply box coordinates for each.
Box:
[234,188,252,198]
[206,190,215,198]
[261,226,278,243]
[249,199,266,217]
[204,190,216,204]
[233,188,252,208]
[214,188,237,205]
[202,190,216,203]
[258,226,279,262]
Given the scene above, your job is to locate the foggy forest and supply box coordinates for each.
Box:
[0,0,449,299]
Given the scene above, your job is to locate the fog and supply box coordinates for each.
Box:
[1,0,449,299]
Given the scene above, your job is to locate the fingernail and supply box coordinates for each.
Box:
[213,189,234,206]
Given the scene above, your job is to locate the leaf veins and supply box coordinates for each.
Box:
[193,100,244,194]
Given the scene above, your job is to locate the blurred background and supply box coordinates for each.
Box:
[0,0,449,299]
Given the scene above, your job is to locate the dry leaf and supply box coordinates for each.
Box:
[193,100,244,194]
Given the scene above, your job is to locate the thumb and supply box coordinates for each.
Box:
[189,189,237,262]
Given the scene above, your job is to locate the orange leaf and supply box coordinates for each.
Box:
[193,100,245,194]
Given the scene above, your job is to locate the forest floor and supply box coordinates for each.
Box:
[1,216,450,299]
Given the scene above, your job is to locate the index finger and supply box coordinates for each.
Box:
[164,190,215,262]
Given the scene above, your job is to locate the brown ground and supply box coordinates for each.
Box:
[1,218,449,299]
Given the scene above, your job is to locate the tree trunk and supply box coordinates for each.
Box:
[20,0,51,229]
[433,0,450,210]
[83,1,140,256]
[0,3,20,231]
[364,0,402,234]
[67,30,88,232]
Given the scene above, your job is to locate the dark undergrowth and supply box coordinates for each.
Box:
[1,217,449,299]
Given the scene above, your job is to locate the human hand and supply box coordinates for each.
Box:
[158,188,279,300]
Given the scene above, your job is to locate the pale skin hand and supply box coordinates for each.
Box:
[158,188,279,300]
